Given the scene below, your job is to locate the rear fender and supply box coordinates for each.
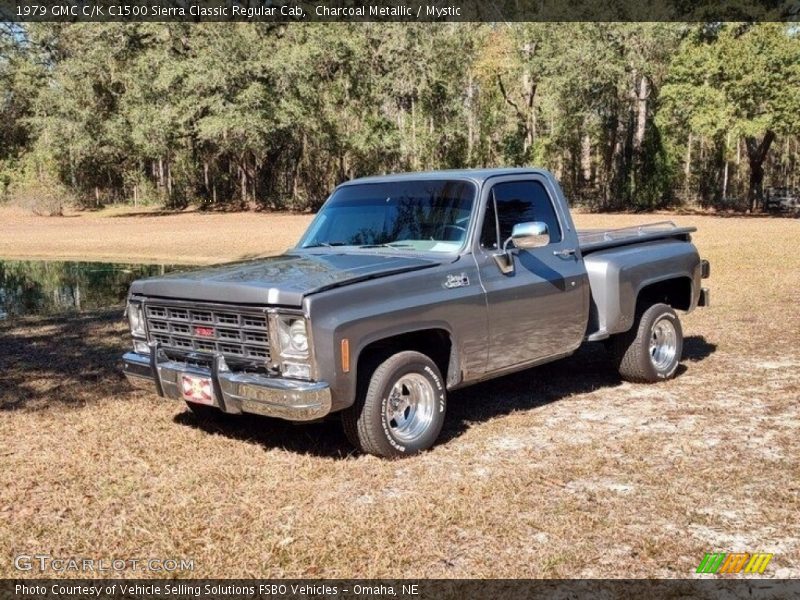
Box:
[584,239,701,339]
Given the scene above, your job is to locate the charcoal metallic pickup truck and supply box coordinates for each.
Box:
[123,168,710,457]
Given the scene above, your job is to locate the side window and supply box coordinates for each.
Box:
[483,180,562,249]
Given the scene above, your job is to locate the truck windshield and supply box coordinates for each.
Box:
[299,179,476,253]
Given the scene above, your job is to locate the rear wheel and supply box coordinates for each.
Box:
[612,303,683,383]
[342,351,446,458]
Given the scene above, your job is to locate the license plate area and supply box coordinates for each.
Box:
[180,374,214,405]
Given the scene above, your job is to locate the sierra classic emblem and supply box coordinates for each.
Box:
[194,326,215,337]
[444,273,470,289]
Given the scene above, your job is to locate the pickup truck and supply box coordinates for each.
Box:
[123,168,710,457]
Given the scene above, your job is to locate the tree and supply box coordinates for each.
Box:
[0,23,45,195]
[661,23,800,211]
[3,22,798,213]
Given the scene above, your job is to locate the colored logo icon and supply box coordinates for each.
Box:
[696,553,773,574]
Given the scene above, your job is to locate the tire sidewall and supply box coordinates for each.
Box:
[640,305,683,380]
[372,355,446,456]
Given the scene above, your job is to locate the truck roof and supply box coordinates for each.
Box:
[339,167,550,187]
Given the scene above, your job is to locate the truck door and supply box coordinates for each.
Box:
[473,176,588,373]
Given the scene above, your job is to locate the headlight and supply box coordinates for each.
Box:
[289,319,309,353]
[276,316,309,358]
[127,302,145,337]
[270,314,313,380]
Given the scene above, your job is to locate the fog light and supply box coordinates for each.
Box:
[134,340,150,354]
[282,362,311,380]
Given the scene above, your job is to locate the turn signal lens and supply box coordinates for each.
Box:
[341,338,350,373]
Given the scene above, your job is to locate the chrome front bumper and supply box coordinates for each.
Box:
[122,347,332,421]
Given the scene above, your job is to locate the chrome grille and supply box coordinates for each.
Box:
[144,303,270,363]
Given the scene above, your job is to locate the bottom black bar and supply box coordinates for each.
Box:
[3,579,798,600]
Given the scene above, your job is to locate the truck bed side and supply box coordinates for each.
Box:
[583,238,702,341]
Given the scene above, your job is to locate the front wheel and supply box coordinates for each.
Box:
[342,351,447,458]
[612,303,683,383]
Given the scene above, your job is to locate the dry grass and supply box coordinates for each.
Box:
[0,205,312,265]
[0,210,798,579]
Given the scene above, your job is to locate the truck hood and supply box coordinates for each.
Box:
[129,252,441,307]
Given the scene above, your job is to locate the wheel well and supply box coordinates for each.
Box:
[637,277,692,312]
[356,329,454,386]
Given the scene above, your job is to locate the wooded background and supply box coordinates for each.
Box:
[1,22,798,213]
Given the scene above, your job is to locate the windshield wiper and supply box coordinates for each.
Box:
[358,243,414,249]
[304,241,348,248]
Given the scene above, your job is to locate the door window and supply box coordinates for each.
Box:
[480,181,562,250]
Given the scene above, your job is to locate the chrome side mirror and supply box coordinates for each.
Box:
[511,221,549,249]
[493,221,549,274]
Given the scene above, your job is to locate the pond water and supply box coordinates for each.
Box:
[0,260,184,320]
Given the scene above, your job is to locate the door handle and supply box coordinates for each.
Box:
[553,248,577,258]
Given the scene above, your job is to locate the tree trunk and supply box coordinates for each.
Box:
[608,114,629,209]
[429,116,435,169]
[466,73,475,164]
[496,42,537,165]
[239,163,247,205]
[722,160,729,201]
[69,147,77,189]
[250,157,258,208]
[634,75,650,153]
[684,134,692,178]
[581,132,592,186]
[683,133,693,202]
[411,98,417,170]
[158,157,165,192]
[745,130,776,212]
[721,132,730,200]
[600,117,620,209]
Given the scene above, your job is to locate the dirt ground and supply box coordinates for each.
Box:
[0,206,798,578]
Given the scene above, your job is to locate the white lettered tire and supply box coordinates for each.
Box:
[342,351,447,458]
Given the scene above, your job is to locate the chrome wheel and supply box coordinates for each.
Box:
[650,317,677,371]
[385,373,436,443]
